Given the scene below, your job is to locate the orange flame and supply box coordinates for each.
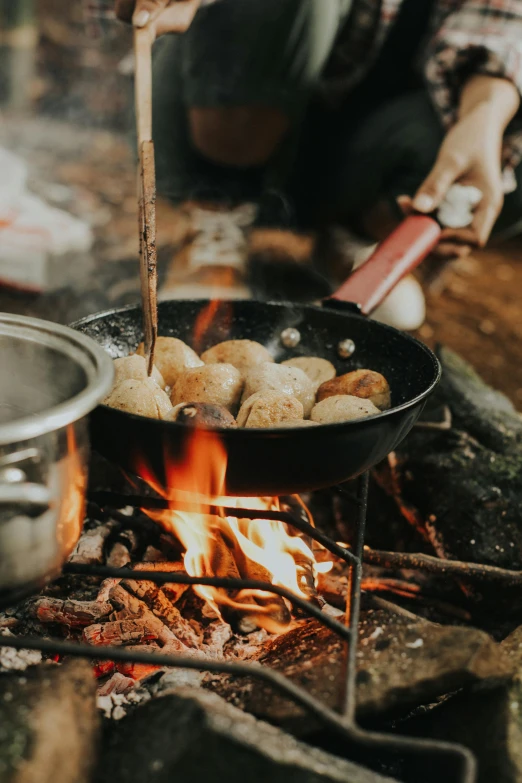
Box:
[138,427,318,633]
[192,299,233,354]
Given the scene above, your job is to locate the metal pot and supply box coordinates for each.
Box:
[0,313,113,606]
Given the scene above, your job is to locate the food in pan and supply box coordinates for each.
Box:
[310,395,380,423]
[171,363,243,412]
[105,338,392,429]
[137,336,203,387]
[201,339,274,373]
[317,369,391,410]
[281,356,336,389]
[104,378,172,419]
[237,391,304,428]
[241,362,315,417]
[167,402,237,428]
[113,354,166,389]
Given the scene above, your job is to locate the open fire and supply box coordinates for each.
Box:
[137,428,330,633]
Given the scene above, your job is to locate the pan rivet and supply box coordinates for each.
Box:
[281,327,301,348]
[338,339,356,359]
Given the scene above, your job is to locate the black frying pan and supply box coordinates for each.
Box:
[73,215,441,496]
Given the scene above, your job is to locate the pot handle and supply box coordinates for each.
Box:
[328,215,441,316]
[0,449,51,516]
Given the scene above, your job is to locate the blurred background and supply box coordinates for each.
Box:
[0,1,521,405]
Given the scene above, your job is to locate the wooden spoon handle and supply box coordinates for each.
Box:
[134,26,157,373]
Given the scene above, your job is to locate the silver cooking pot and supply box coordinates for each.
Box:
[0,313,113,606]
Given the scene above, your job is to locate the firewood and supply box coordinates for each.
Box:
[107,541,131,568]
[34,598,113,628]
[115,643,163,681]
[121,579,201,648]
[133,561,188,603]
[108,584,181,647]
[69,522,116,565]
[96,578,121,603]
[83,619,159,647]
[93,660,116,679]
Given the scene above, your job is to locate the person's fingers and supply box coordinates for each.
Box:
[132,0,171,27]
[396,195,413,216]
[433,241,472,259]
[440,226,479,245]
[471,188,503,247]
[412,153,463,213]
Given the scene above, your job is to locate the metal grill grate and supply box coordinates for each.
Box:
[0,473,476,783]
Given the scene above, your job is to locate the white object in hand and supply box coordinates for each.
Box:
[437,184,482,229]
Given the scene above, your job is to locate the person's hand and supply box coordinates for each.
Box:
[115,0,202,35]
[399,102,506,259]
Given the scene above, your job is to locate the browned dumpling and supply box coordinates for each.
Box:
[171,363,243,412]
[311,395,380,424]
[113,355,165,389]
[167,402,237,428]
[237,391,303,428]
[241,362,315,417]
[104,378,172,420]
[317,369,391,410]
[281,356,336,390]
[136,336,202,388]
[201,339,274,373]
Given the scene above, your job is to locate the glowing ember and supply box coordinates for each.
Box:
[137,428,319,633]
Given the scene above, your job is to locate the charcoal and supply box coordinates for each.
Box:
[0,660,98,783]
[383,347,522,570]
[210,608,508,733]
[96,688,398,783]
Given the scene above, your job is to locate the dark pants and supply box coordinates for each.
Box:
[151,0,522,237]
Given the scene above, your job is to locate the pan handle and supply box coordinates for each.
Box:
[328,215,441,316]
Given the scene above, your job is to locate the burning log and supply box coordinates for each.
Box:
[132,561,188,603]
[83,620,160,647]
[97,578,121,603]
[121,578,201,648]
[98,672,135,696]
[107,541,132,568]
[69,521,116,565]
[108,584,187,648]
[94,660,116,679]
[34,598,113,628]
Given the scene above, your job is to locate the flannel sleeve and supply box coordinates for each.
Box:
[424,0,522,189]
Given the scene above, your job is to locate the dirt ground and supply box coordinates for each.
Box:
[0,115,521,407]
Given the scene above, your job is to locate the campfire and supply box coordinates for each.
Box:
[2,348,522,783]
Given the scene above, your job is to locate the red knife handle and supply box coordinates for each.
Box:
[329,215,441,316]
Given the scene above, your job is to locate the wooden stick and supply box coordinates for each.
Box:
[134,26,157,373]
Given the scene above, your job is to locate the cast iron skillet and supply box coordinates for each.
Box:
[73,215,441,496]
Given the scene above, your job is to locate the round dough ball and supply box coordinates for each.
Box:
[237,391,303,428]
[311,395,380,424]
[268,419,319,428]
[171,363,243,412]
[136,336,203,387]
[167,402,237,428]
[317,369,391,410]
[281,356,336,389]
[241,362,315,417]
[201,340,274,373]
[113,354,165,389]
[104,378,172,420]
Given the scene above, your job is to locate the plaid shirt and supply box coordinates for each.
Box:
[84,0,522,187]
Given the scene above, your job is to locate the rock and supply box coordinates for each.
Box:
[404,677,522,783]
[96,687,398,783]
[501,626,522,671]
[386,347,522,570]
[0,659,99,783]
[209,608,506,734]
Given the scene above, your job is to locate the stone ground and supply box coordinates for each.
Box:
[0,112,521,406]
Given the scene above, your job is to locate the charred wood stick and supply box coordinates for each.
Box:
[107,541,132,568]
[121,578,200,647]
[108,584,181,647]
[97,578,121,603]
[83,619,159,647]
[34,598,113,628]
[363,548,522,587]
[133,561,188,603]
[231,547,291,627]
